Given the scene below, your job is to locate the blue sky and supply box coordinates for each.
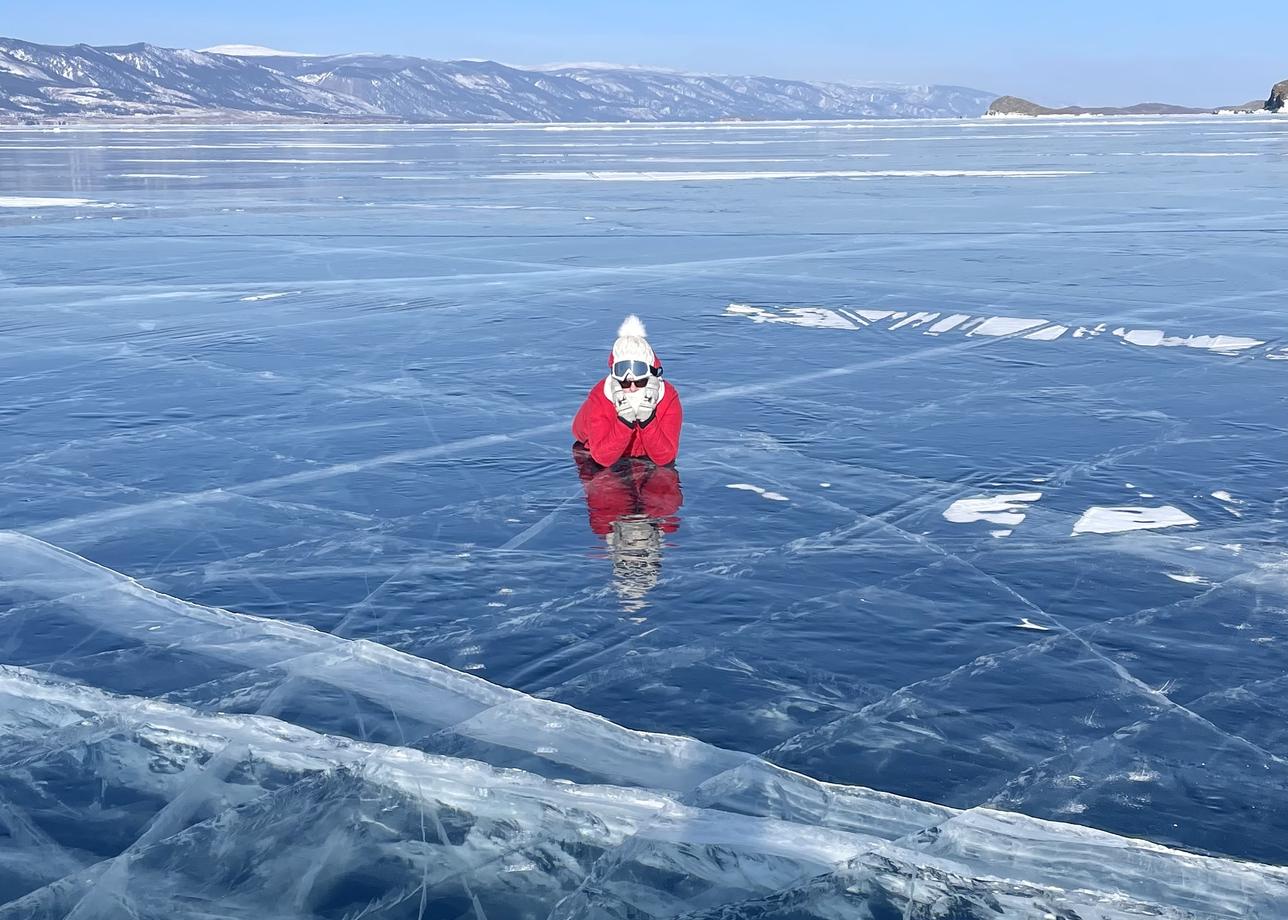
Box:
[4,1,1281,106]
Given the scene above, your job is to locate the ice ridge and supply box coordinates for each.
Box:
[1,531,1285,918]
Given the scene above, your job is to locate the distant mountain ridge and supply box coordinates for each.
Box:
[0,36,994,122]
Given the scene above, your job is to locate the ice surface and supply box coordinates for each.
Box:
[4,116,1288,914]
[489,168,1093,181]
[1,534,1286,918]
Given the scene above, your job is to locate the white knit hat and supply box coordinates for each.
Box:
[609,315,659,372]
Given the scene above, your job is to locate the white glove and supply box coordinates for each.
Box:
[628,377,663,423]
[608,376,637,424]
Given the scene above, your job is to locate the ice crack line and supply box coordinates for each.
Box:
[27,336,986,539]
[766,551,1284,780]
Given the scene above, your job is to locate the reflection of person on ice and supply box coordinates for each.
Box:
[572,316,683,611]
[572,445,682,611]
[572,315,682,466]
[572,445,682,537]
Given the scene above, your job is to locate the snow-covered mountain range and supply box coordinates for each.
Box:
[0,37,994,121]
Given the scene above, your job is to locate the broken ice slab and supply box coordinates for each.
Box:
[907,806,1288,917]
[665,850,1212,920]
[0,532,753,794]
[0,666,787,917]
[2,665,1285,920]
[2,533,1288,917]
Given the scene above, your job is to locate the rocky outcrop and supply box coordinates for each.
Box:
[985,95,1050,116]
[987,95,1208,116]
[1267,79,1288,112]
[990,78,1288,117]
[1217,100,1271,114]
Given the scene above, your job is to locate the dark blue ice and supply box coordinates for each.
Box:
[2,116,1287,918]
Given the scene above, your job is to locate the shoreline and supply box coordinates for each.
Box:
[3,111,1283,130]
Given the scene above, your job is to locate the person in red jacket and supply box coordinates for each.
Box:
[572,315,682,467]
[572,316,683,611]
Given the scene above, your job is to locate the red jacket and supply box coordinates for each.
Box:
[572,378,682,467]
[572,445,683,535]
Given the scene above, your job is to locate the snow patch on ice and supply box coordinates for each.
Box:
[1141,152,1261,157]
[1118,328,1167,347]
[1186,334,1265,353]
[1072,506,1199,536]
[1212,490,1244,517]
[727,483,790,502]
[1115,328,1265,353]
[944,493,1041,527]
[969,317,1047,337]
[889,311,939,330]
[0,196,94,207]
[240,291,300,302]
[724,302,1282,363]
[924,313,971,335]
[725,303,854,330]
[126,158,412,165]
[1165,572,1210,585]
[1015,618,1052,631]
[1024,324,1068,341]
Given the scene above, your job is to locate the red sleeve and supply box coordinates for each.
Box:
[572,382,635,467]
[635,386,682,465]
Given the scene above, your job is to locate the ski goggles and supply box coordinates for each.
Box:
[612,359,653,381]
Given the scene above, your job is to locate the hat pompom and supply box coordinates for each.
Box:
[609,314,659,370]
[618,315,647,339]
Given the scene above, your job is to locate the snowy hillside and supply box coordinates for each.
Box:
[0,37,375,117]
[0,36,995,121]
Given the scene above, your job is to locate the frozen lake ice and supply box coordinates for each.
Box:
[2,116,1287,917]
